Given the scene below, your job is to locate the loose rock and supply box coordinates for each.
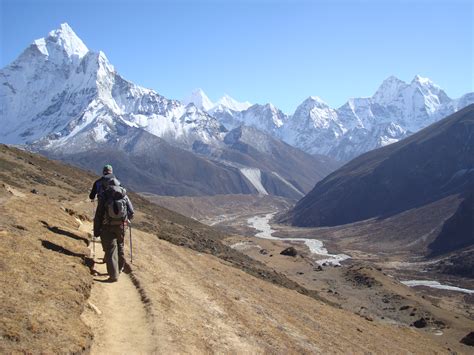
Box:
[280,247,297,257]
[460,332,474,346]
[412,318,427,328]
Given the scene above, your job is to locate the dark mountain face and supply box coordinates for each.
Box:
[40,122,338,198]
[429,188,474,256]
[187,125,340,199]
[43,128,256,196]
[283,104,474,228]
[429,247,474,278]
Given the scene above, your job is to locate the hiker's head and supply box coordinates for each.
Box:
[103,164,113,175]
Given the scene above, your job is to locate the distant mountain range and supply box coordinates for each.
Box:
[0,23,337,197]
[183,89,252,113]
[188,78,473,161]
[1,23,472,197]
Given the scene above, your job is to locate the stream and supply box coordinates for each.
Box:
[246,214,474,294]
[247,213,350,265]
[400,280,474,294]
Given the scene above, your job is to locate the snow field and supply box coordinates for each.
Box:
[240,168,268,195]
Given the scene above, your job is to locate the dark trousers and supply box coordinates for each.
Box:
[100,225,125,280]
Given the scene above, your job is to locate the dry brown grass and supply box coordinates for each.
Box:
[0,190,93,352]
[123,225,448,354]
[0,144,463,353]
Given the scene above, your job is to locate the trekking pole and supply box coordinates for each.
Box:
[91,199,96,259]
[129,221,133,263]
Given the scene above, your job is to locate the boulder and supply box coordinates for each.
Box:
[460,332,474,346]
[412,318,427,328]
[280,247,298,257]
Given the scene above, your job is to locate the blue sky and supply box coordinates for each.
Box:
[1,0,473,113]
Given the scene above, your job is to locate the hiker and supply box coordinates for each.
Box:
[89,164,116,201]
[94,177,134,282]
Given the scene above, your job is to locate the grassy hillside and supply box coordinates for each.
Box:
[0,144,461,353]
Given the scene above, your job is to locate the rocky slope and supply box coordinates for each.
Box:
[43,127,257,197]
[205,125,340,197]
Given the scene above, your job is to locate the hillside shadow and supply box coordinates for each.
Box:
[40,220,90,245]
[41,240,85,258]
[41,239,100,275]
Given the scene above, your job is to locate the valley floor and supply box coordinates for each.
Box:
[149,193,474,353]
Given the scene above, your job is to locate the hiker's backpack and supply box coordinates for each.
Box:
[105,185,129,224]
[96,174,116,199]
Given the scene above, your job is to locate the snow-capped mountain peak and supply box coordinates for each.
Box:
[289,96,339,135]
[183,88,214,111]
[264,102,277,112]
[214,94,252,112]
[270,74,472,161]
[39,23,89,62]
[411,74,434,86]
[1,25,227,151]
[302,96,330,108]
[184,91,252,114]
[372,75,407,105]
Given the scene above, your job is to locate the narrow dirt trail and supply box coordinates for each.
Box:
[80,222,155,354]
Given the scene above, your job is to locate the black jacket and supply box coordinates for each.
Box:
[89,174,116,200]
